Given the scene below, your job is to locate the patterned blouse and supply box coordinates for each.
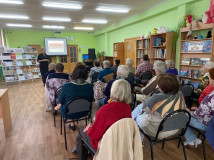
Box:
[192,90,214,126]
[136,61,153,83]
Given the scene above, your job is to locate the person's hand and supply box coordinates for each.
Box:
[191,106,198,111]
[186,108,190,112]
[83,123,92,132]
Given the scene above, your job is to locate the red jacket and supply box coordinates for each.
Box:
[199,85,214,104]
[87,101,132,150]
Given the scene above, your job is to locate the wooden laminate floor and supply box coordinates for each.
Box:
[0,80,214,160]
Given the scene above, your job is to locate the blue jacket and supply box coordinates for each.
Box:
[98,68,114,82]
[205,116,214,149]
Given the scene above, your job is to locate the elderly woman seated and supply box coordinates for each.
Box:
[184,68,214,147]
[132,73,185,140]
[98,65,134,110]
[165,60,178,75]
[136,61,166,103]
[54,65,94,131]
[98,60,114,82]
[75,79,132,159]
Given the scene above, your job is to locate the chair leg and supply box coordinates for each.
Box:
[60,116,62,135]
[64,121,67,150]
[180,137,187,160]
[202,135,206,160]
[150,142,154,160]
[162,139,165,150]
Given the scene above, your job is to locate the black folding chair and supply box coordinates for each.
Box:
[53,86,63,127]
[61,96,92,150]
[139,110,191,160]
[141,71,152,85]
[130,92,136,111]
[180,84,194,107]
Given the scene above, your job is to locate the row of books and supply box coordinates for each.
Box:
[183,79,200,89]
[1,59,39,67]
[180,69,203,79]
[182,40,212,53]
[5,73,41,82]
[114,44,117,50]
[137,40,143,48]
[153,49,166,58]
[181,57,210,66]
[144,39,150,48]
[3,67,40,76]
[0,46,37,53]
[0,53,37,60]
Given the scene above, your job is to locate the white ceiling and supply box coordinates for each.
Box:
[0,0,168,32]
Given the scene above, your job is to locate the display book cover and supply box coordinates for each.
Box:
[181,57,210,66]
[180,69,201,79]
[153,37,164,46]
[182,40,212,53]
[183,78,200,89]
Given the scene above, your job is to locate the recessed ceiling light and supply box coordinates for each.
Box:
[42,1,82,9]
[42,17,71,22]
[0,0,23,5]
[96,7,129,13]
[42,25,65,29]
[0,14,29,20]
[82,19,107,24]
[73,27,94,31]
[7,23,32,28]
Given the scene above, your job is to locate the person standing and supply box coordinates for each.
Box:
[37,48,49,80]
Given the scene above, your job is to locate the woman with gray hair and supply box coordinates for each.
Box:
[97,65,134,110]
[136,61,167,102]
[165,59,178,75]
[98,60,114,82]
[126,58,135,74]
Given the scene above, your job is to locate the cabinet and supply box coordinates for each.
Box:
[113,42,124,64]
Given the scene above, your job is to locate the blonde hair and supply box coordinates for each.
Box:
[126,58,133,66]
[49,63,56,70]
[165,60,175,67]
[110,79,132,104]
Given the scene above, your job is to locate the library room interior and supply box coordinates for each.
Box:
[1,0,214,159]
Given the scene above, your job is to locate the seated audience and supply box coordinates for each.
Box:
[184,68,214,147]
[98,65,134,110]
[98,60,114,82]
[196,61,214,94]
[54,65,93,130]
[111,58,120,75]
[136,61,166,102]
[89,60,103,83]
[43,63,56,85]
[135,54,153,84]
[165,60,178,75]
[126,58,135,74]
[75,79,132,159]
[45,63,69,109]
[132,73,185,140]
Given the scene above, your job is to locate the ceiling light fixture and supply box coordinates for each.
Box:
[82,19,107,24]
[7,23,32,27]
[96,7,129,13]
[0,14,29,20]
[43,17,71,22]
[42,1,82,9]
[0,0,23,5]
[73,27,94,31]
[42,25,65,29]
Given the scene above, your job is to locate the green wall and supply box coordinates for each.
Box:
[94,0,210,68]
[5,30,97,62]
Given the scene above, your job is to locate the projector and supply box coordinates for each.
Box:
[54,31,61,34]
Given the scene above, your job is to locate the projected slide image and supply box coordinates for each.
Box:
[48,41,65,52]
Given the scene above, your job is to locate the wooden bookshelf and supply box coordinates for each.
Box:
[150,32,175,65]
[113,42,124,65]
[179,22,214,83]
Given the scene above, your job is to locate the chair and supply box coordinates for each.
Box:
[141,71,152,85]
[150,88,160,97]
[130,92,136,111]
[53,86,63,127]
[139,110,191,160]
[103,73,114,83]
[91,72,99,84]
[127,72,135,83]
[61,96,92,150]
[180,84,194,107]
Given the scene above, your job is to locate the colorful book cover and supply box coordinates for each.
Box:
[180,69,188,77]
[188,41,204,52]
[0,47,4,53]
[181,57,190,65]
[183,79,190,84]
[199,70,205,79]
[16,53,23,59]
[190,58,200,66]
[192,70,199,79]
[10,53,16,59]
[200,58,210,67]
[187,69,192,78]
[191,82,200,89]
[202,40,212,53]
[182,42,189,52]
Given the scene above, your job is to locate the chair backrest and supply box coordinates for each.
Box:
[141,71,152,82]
[103,73,114,83]
[127,72,135,83]
[65,96,92,120]
[180,84,194,97]
[150,88,160,96]
[91,72,99,84]
[155,110,191,140]
[54,86,63,107]
[130,92,136,110]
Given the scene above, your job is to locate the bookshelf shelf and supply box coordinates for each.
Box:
[181,38,212,42]
[180,76,201,81]
[152,46,166,48]
[151,58,166,60]
[180,52,211,54]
